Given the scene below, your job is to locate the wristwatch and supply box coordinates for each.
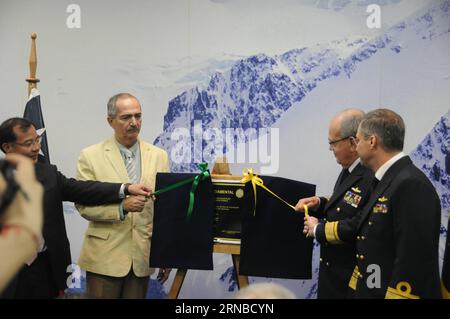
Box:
[124,183,131,196]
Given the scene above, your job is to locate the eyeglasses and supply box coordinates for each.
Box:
[328,136,352,146]
[13,136,42,148]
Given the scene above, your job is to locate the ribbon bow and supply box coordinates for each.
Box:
[240,168,263,216]
[240,168,296,216]
[152,162,210,220]
[187,162,210,220]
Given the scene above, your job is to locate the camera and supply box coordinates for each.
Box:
[0,159,19,217]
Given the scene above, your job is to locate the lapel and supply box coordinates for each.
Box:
[324,163,365,211]
[139,139,152,184]
[104,137,129,182]
[35,162,50,186]
[333,169,346,193]
[357,156,412,229]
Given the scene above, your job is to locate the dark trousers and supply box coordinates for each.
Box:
[14,250,59,299]
[86,269,149,299]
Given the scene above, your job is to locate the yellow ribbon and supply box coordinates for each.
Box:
[240,168,297,216]
[303,204,309,218]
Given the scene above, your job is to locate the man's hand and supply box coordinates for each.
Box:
[123,195,147,212]
[303,216,319,237]
[128,183,152,197]
[157,268,171,284]
[294,196,320,212]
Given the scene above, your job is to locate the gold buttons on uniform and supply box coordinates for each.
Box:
[368,221,373,226]
[359,255,365,260]
[336,207,341,212]
[357,236,361,240]
[320,258,323,262]
[326,262,330,266]
[361,236,366,240]
[356,254,359,259]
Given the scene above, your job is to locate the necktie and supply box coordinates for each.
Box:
[333,168,350,192]
[340,169,350,185]
[371,177,379,191]
[124,149,138,183]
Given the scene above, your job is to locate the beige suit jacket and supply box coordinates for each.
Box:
[76,137,169,277]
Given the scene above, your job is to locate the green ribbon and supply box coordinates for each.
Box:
[187,163,210,220]
[152,163,210,220]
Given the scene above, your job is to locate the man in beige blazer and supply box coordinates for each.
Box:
[76,93,170,298]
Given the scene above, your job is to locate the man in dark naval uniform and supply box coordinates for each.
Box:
[295,108,373,299]
[350,108,441,299]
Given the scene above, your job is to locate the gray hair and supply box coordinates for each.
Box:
[339,108,365,138]
[359,108,405,151]
[107,93,137,118]
[235,282,296,299]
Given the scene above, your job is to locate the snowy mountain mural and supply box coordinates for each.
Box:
[411,109,450,269]
[155,0,450,173]
[147,0,450,300]
[411,110,450,217]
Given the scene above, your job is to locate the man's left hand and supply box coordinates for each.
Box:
[303,216,319,237]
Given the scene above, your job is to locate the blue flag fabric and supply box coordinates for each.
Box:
[23,89,50,164]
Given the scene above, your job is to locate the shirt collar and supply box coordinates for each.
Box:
[117,140,139,157]
[348,158,360,173]
[375,152,406,181]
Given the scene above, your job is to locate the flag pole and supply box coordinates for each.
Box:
[26,32,40,96]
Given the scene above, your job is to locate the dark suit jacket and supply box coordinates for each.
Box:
[313,163,373,299]
[353,156,441,299]
[29,163,122,294]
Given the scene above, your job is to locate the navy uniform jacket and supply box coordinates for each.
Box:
[351,156,441,299]
[313,163,373,299]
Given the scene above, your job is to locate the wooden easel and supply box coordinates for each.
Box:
[167,158,249,299]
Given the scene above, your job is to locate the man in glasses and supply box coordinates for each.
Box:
[0,117,150,298]
[295,108,374,299]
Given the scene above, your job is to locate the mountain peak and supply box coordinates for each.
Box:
[155,0,450,172]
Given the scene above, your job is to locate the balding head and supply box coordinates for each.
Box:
[328,108,365,168]
[330,108,365,139]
